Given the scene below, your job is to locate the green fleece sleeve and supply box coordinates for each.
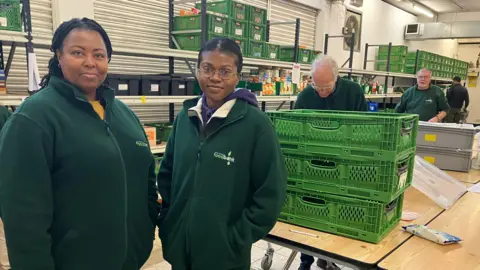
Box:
[0,114,55,269]
[157,117,178,212]
[230,122,287,249]
[0,107,11,130]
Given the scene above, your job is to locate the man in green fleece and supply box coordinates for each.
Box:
[295,55,367,270]
[295,55,367,111]
[396,68,449,122]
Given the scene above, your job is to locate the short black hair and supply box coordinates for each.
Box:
[197,38,243,73]
[453,76,461,82]
[39,18,113,88]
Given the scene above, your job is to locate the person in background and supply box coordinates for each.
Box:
[0,18,159,269]
[0,105,11,270]
[395,68,449,122]
[446,76,469,123]
[295,55,367,111]
[295,55,367,270]
[157,38,287,270]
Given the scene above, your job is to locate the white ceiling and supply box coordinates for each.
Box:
[383,0,480,16]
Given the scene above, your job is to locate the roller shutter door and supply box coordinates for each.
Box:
[269,0,318,48]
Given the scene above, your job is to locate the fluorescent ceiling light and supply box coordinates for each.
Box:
[414,5,434,18]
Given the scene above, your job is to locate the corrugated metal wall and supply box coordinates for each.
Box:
[269,0,318,48]
[6,0,53,94]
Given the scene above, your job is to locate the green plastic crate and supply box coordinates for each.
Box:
[279,188,403,243]
[405,58,427,66]
[375,62,405,73]
[248,22,265,41]
[404,66,417,74]
[195,0,247,20]
[229,19,247,38]
[248,6,266,25]
[267,110,419,161]
[263,43,280,60]
[145,123,173,144]
[246,40,264,58]
[284,151,414,203]
[173,14,228,34]
[155,156,162,175]
[173,32,227,51]
[376,54,405,63]
[310,50,322,62]
[0,0,21,32]
[231,36,246,53]
[378,45,408,55]
[279,47,311,63]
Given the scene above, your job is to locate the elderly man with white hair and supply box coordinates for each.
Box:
[295,55,367,111]
[395,68,449,122]
[295,55,367,270]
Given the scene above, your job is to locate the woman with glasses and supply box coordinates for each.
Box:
[157,38,287,270]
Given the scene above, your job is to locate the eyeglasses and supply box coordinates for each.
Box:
[417,75,431,80]
[199,66,238,80]
[311,81,335,91]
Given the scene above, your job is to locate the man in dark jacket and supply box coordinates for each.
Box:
[446,76,469,123]
[295,55,367,270]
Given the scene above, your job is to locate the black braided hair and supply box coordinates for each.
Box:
[39,18,113,89]
[197,38,243,73]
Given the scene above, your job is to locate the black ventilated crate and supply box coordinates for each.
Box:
[141,75,170,96]
[107,75,141,96]
[171,76,197,96]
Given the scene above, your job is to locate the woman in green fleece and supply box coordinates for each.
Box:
[0,18,159,269]
[157,38,287,270]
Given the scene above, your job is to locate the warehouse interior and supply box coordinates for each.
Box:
[0,0,480,270]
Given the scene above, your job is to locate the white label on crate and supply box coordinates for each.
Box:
[179,84,185,89]
[399,172,408,189]
[235,29,243,36]
[119,84,128,91]
[151,84,159,92]
[0,17,7,27]
[303,56,308,62]
[270,53,277,59]
[215,26,223,34]
[254,34,261,40]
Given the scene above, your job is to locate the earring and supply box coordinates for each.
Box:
[58,64,61,68]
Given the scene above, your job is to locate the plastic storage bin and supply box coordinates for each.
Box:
[195,0,247,20]
[173,14,228,34]
[375,62,405,73]
[146,123,172,144]
[231,36,246,53]
[107,75,141,96]
[378,45,408,55]
[376,54,406,63]
[248,22,265,41]
[267,110,419,161]
[279,187,403,243]
[141,75,170,96]
[417,123,476,150]
[171,77,196,95]
[284,151,414,202]
[174,32,227,51]
[416,146,472,172]
[0,0,22,31]
[229,19,247,38]
[247,41,264,58]
[279,47,311,63]
[248,6,266,25]
[263,43,279,60]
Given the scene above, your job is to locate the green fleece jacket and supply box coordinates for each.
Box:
[396,85,450,121]
[295,77,367,111]
[0,76,159,270]
[157,98,287,269]
[0,106,11,130]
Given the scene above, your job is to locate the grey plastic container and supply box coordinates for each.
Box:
[416,146,472,172]
[417,123,476,150]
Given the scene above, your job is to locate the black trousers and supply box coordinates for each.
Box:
[300,253,315,265]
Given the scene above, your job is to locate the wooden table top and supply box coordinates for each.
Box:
[445,170,480,184]
[379,192,480,270]
[268,187,444,265]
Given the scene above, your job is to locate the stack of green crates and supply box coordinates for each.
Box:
[404,50,468,79]
[375,45,408,73]
[244,5,267,59]
[267,110,419,243]
[279,47,312,64]
[0,0,22,32]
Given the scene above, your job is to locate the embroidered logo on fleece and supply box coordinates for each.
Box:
[136,141,149,148]
[214,151,235,166]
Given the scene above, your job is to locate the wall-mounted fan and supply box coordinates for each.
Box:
[343,9,362,52]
